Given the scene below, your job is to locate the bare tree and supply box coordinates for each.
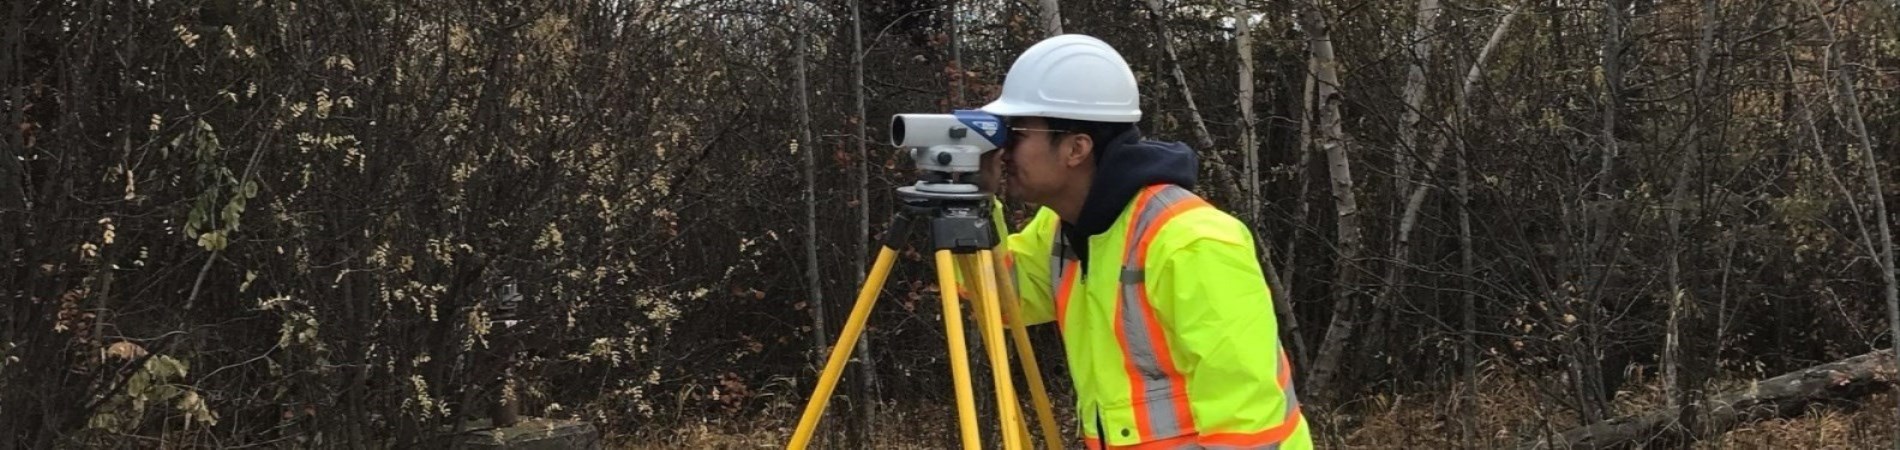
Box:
[1370,0,1521,374]
[1300,0,1365,402]
[1040,0,1065,36]
[1596,0,1625,201]
[1805,0,1900,430]
[1368,0,1442,355]
[795,0,829,389]
[1664,0,1718,434]
[1287,56,1319,350]
[1458,3,1525,446]
[1230,0,1305,376]
[1141,0,1246,205]
[1,0,22,285]
[1393,0,1442,215]
[1457,124,1479,449]
[849,0,878,444]
[1237,1,1262,228]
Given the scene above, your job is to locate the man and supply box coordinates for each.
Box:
[977,34,1312,449]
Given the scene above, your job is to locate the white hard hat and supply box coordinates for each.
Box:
[979,34,1141,123]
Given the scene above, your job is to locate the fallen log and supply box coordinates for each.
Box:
[1521,349,1897,450]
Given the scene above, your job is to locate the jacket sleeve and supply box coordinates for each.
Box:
[1149,218,1294,434]
[1002,207,1060,326]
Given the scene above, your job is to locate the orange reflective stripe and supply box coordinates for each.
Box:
[1277,351,1293,388]
[1275,350,1301,431]
[1115,185,1206,442]
[1054,261,1079,331]
[1132,194,1210,265]
[1197,406,1303,447]
[1114,187,1159,438]
[1129,288,1194,435]
[1051,217,1076,331]
[1138,190,1205,437]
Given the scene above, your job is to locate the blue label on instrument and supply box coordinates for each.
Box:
[955,109,1006,148]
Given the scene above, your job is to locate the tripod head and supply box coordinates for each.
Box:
[890,110,1005,202]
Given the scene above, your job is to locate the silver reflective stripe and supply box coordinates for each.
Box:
[1117,185,1199,441]
[1281,368,1299,423]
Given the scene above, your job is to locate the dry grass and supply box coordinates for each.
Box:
[611,400,1013,449]
[1335,366,1577,449]
[1698,392,1897,449]
[1341,365,1898,449]
[610,370,1896,449]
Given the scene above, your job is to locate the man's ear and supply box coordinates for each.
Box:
[1065,134,1094,167]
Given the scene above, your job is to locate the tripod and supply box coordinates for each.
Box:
[787,183,1063,450]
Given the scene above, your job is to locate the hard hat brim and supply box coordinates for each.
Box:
[978,99,1038,119]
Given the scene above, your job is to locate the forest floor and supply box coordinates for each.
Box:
[609,370,1898,449]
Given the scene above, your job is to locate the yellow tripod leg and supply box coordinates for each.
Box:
[787,247,900,450]
[934,250,982,450]
[959,254,1027,450]
[990,248,1065,450]
[973,250,1026,450]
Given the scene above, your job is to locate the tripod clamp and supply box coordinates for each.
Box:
[886,181,998,255]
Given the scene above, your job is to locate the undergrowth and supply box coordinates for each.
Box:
[611,365,1898,449]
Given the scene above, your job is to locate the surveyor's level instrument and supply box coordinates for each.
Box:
[786,134,1061,449]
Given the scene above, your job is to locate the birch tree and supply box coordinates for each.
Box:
[1300,0,1365,401]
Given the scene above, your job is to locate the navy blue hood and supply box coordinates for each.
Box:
[1062,125,1198,266]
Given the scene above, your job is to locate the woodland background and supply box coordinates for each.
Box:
[4,0,1900,448]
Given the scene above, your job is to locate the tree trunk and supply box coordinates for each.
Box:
[1227,0,1304,368]
[794,0,829,415]
[1457,130,1478,449]
[1039,0,1064,36]
[1288,57,1317,350]
[1521,350,1898,450]
[1597,0,1624,201]
[1141,0,1246,206]
[1393,0,1441,220]
[1559,0,1629,424]
[1812,1,1900,432]
[1452,11,1499,428]
[849,0,878,445]
[1299,0,1364,402]
[948,0,967,106]
[1664,0,1718,434]
[1365,0,1441,359]
[1236,1,1261,228]
[1448,5,1526,443]
[1,0,23,310]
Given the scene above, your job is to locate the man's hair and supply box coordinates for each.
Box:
[1045,118,1132,159]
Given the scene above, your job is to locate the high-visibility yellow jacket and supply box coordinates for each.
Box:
[1000,184,1311,450]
